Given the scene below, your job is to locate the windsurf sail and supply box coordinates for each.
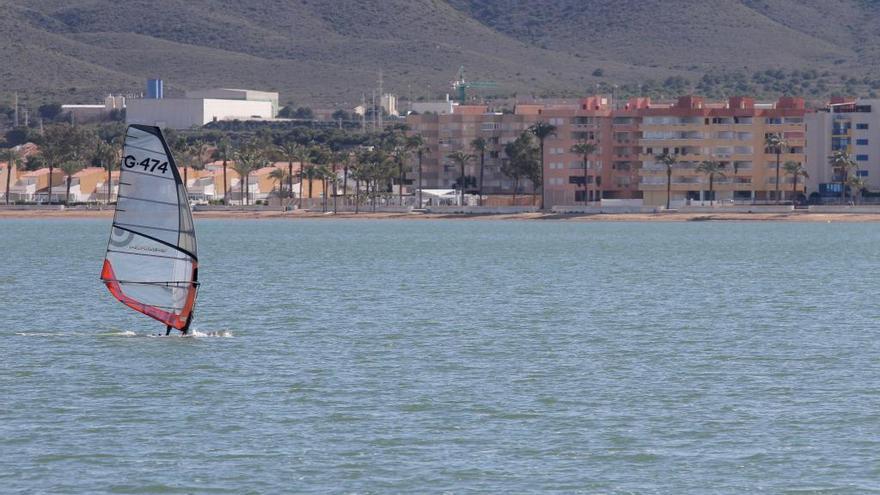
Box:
[101,124,198,330]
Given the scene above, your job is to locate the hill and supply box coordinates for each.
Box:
[3,0,880,109]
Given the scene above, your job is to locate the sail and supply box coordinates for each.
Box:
[101,124,198,329]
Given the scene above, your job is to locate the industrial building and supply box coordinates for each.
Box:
[126,80,279,129]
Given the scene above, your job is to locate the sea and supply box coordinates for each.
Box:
[1,218,879,494]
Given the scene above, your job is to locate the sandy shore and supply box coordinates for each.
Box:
[2,208,880,222]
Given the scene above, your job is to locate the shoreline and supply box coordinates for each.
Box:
[2,208,880,222]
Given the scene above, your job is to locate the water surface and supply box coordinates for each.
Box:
[1,219,879,493]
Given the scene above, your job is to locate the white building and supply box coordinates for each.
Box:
[381,93,398,116]
[126,88,279,129]
[411,95,456,115]
[806,98,880,198]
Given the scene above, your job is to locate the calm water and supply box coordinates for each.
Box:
[1,218,879,493]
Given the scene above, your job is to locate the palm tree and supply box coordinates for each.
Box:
[276,141,299,202]
[471,137,487,206]
[94,141,119,204]
[782,161,808,204]
[40,125,72,204]
[765,133,787,204]
[847,175,867,205]
[655,152,678,210]
[233,145,265,206]
[695,160,725,205]
[268,167,289,197]
[60,160,85,205]
[285,144,308,207]
[4,147,19,205]
[215,137,233,205]
[447,151,474,206]
[502,132,539,205]
[570,142,598,205]
[529,121,557,210]
[406,135,426,207]
[829,150,857,204]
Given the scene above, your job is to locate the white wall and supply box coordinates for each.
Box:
[127,98,205,129]
[202,99,273,124]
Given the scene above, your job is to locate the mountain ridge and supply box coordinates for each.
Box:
[4,0,880,107]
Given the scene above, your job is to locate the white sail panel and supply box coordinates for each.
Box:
[101,125,198,330]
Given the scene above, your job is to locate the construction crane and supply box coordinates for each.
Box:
[452,66,497,104]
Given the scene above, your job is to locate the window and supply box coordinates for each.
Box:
[857,139,869,146]
[857,170,869,177]
[857,123,869,130]
[856,154,869,161]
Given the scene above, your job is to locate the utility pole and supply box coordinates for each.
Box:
[24,108,29,127]
[13,92,18,127]
[371,90,376,132]
[378,70,384,130]
[361,93,366,133]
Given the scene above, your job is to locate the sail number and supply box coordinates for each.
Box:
[123,155,169,174]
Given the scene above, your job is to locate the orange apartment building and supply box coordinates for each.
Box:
[637,96,807,206]
[406,95,807,207]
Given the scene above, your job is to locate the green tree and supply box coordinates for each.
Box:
[233,143,267,206]
[447,151,474,206]
[782,161,809,203]
[94,141,119,204]
[829,150,857,203]
[276,141,298,201]
[765,133,787,203]
[4,147,19,205]
[695,160,725,204]
[406,135,426,207]
[268,167,289,195]
[471,137,488,206]
[570,141,598,205]
[847,175,866,204]
[655,151,678,210]
[502,132,539,205]
[214,137,233,205]
[529,121,557,210]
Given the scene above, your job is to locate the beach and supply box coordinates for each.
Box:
[3,207,880,222]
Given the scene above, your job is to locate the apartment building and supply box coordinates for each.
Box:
[805,98,880,199]
[637,96,806,206]
[406,95,808,207]
[406,104,537,195]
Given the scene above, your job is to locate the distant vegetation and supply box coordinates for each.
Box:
[4,0,880,110]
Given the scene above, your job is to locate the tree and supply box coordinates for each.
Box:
[38,103,63,121]
[94,141,119,204]
[471,137,488,206]
[293,144,312,207]
[783,161,809,204]
[276,141,298,202]
[233,143,266,206]
[847,175,866,204]
[765,133,787,203]
[60,160,84,205]
[570,142,598,205]
[268,167,289,195]
[529,121,557,210]
[447,151,474,206]
[655,151,678,210]
[502,132,539,205]
[829,150,857,203]
[39,124,95,205]
[695,160,725,204]
[4,147,19,205]
[214,137,233,205]
[406,135,426,207]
